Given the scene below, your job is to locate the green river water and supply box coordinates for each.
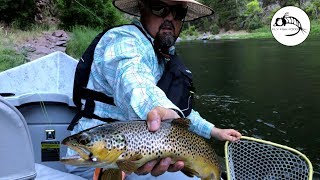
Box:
[177,37,320,175]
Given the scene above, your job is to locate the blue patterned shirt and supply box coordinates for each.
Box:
[71,19,214,139]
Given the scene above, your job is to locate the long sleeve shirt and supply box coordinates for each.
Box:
[71,19,214,139]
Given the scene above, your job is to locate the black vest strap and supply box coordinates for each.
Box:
[80,88,115,105]
[157,54,195,117]
[68,99,118,130]
[69,24,145,131]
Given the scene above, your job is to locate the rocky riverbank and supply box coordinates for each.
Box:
[19,29,251,61]
[19,30,69,61]
[178,30,251,42]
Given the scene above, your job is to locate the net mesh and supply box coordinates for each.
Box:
[225,137,313,180]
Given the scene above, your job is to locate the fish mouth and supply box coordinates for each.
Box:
[60,154,99,166]
[61,141,99,165]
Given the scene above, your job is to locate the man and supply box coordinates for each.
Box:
[66,0,242,179]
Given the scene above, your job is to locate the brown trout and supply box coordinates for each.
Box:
[61,118,221,180]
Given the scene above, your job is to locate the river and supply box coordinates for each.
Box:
[176,37,320,175]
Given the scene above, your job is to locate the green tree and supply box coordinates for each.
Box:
[200,0,246,31]
[303,0,320,19]
[237,0,264,31]
[55,0,128,29]
[245,0,263,16]
[261,0,300,7]
[0,0,36,29]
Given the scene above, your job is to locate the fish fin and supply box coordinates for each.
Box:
[116,153,143,173]
[100,169,122,180]
[129,153,144,161]
[91,141,124,163]
[170,118,191,128]
[181,166,198,177]
[103,148,124,164]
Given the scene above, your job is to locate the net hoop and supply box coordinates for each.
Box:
[224,136,313,180]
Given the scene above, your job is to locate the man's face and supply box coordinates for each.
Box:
[140,0,187,49]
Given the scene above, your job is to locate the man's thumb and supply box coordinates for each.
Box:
[147,107,161,132]
[147,106,180,132]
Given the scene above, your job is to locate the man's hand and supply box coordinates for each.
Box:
[146,106,180,132]
[211,127,242,142]
[135,106,183,176]
[135,157,184,176]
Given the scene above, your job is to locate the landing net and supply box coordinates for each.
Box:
[225,136,313,180]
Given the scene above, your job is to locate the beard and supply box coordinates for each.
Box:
[154,20,176,52]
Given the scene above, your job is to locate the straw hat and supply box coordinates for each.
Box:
[112,0,214,21]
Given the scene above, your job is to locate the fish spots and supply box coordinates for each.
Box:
[110,133,126,151]
[63,120,220,179]
[87,121,216,167]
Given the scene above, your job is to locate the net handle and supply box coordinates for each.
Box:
[224,136,314,180]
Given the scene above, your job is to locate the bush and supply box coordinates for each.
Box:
[245,0,263,16]
[245,14,263,31]
[238,0,264,31]
[303,0,320,20]
[0,37,26,72]
[66,26,101,59]
[0,28,26,72]
[210,24,220,35]
[0,0,36,29]
[200,18,220,34]
[180,25,199,38]
[310,20,320,35]
[206,0,246,30]
[55,0,128,29]
[0,48,26,72]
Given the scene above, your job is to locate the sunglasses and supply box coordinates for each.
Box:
[148,2,188,21]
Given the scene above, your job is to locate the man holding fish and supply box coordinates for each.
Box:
[64,0,242,179]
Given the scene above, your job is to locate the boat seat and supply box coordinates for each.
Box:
[0,95,85,180]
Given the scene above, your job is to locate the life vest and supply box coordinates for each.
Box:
[68,24,195,130]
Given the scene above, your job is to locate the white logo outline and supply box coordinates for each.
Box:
[271,6,310,46]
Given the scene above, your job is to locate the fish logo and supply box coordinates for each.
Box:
[271,6,310,46]
[273,12,307,36]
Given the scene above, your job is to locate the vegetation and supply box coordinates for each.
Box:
[1,0,319,34]
[0,0,36,29]
[0,32,26,72]
[66,26,102,59]
[0,24,58,72]
[0,47,26,72]
[220,20,320,39]
[241,0,264,31]
[180,25,200,39]
[310,19,320,35]
[303,0,320,20]
[220,26,273,39]
[55,0,128,29]
[192,0,320,33]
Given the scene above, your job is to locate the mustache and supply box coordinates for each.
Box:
[159,20,175,31]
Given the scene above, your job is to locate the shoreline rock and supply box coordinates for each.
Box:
[21,30,69,61]
[178,30,250,42]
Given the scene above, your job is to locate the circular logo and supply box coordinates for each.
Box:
[271,6,310,46]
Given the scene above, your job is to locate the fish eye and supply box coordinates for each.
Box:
[78,134,91,145]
